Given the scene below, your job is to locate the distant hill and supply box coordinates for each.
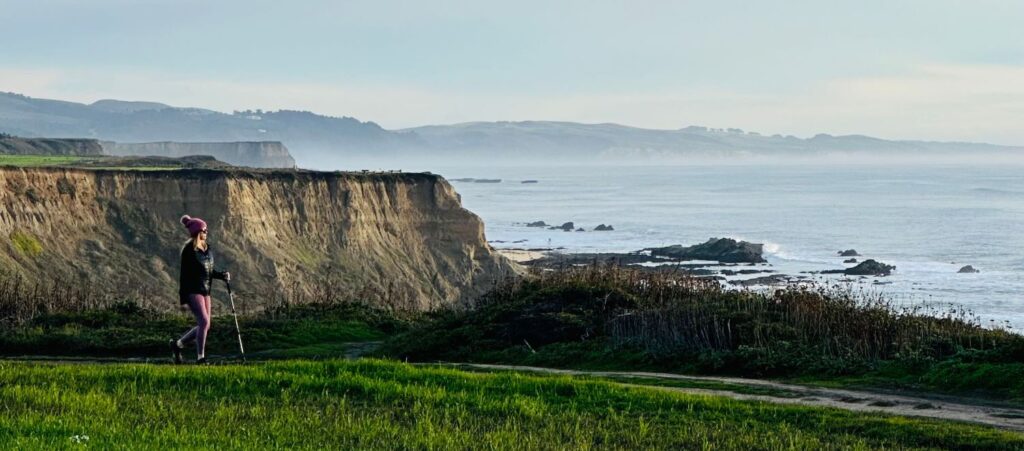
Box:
[2,92,1021,167]
[0,92,414,167]
[402,122,1023,163]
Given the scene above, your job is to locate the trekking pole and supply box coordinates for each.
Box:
[225,280,246,362]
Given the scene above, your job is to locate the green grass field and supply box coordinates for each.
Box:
[0,155,93,167]
[0,154,190,170]
[1,359,1021,450]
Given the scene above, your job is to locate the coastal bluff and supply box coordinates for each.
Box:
[0,167,517,309]
[102,141,296,168]
[0,137,105,156]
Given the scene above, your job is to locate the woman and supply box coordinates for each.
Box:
[170,215,230,364]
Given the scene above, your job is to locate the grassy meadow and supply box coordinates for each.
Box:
[2,359,1022,450]
[0,155,93,167]
[6,264,1024,447]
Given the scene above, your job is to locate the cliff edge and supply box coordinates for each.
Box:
[103,141,296,168]
[0,137,105,156]
[0,167,518,309]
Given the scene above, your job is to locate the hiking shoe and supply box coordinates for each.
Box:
[169,339,183,364]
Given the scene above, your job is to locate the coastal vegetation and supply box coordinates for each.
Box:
[4,263,1024,404]
[382,265,1024,402]
[0,154,227,170]
[2,359,1021,449]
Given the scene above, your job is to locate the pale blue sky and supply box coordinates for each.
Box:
[3,0,1024,143]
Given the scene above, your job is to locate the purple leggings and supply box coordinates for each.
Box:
[178,294,212,356]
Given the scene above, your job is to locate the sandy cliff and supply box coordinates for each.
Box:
[0,167,517,309]
[103,141,296,168]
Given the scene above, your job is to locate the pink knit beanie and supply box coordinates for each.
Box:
[180,215,207,237]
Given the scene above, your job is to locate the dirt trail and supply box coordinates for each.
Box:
[452,363,1024,432]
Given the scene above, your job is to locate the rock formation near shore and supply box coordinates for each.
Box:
[103,141,296,168]
[648,238,766,263]
[822,259,895,276]
[0,167,517,310]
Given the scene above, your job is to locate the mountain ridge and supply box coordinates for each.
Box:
[2,92,1021,167]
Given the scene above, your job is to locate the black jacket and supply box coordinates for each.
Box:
[179,240,227,304]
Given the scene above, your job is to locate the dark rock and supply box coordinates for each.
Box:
[958,265,980,273]
[647,238,766,264]
[823,259,895,276]
[729,274,790,287]
[721,269,774,276]
[524,252,659,267]
[838,249,860,257]
[521,180,538,184]
[843,258,858,264]
[526,221,547,227]
[593,224,614,231]
[473,178,501,183]
[575,228,585,232]
[549,222,574,231]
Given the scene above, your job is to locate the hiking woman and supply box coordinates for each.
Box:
[170,215,230,364]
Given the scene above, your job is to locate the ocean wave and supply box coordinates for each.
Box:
[970,187,1022,196]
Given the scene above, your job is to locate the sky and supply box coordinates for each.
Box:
[2,0,1024,144]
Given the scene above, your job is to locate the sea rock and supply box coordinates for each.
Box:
[823,259,895,276]
[593,224,614,231]
[837,249,860,257]
[549,222,574,232]
[526,221,547,227]
[729,274,790,287]
[720,269,774,276]
[647,238,766,264]
[575,228,585,232]
[521,180,538,184]
[843,258,858,264]
[958,265,980,273]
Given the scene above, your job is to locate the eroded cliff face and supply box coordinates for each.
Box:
[0,167,518,309]
[103,141,296,168]
[0,138,105,156]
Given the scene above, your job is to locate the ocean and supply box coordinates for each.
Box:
[436,164,1024,329]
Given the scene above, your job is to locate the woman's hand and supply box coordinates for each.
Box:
[223,271,231,282]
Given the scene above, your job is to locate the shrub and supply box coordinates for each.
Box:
[9,231,42,257]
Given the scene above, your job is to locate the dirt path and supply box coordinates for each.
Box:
[451,363,1024,432]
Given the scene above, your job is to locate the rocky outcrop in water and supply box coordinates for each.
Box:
[594,224,614,231]
[838,249,860,257]
[958,265,980,273]
[550,222,575,232]
[823,259,895,276]
[648,238,766,263]
[103,141,296,168]
[0,167,517,309]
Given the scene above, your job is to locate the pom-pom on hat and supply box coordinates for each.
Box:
[180,215,207,237]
